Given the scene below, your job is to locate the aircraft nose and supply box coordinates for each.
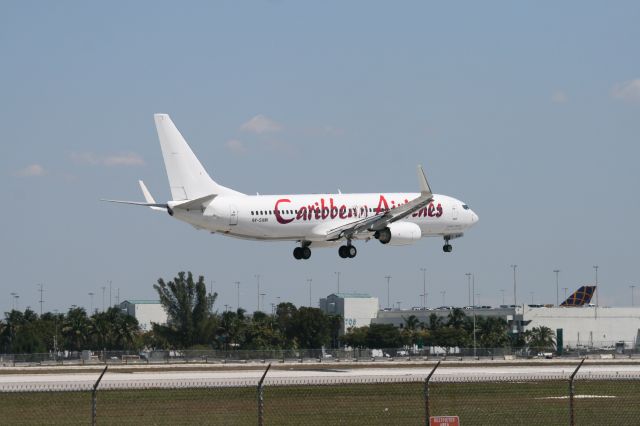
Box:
[471,210,479,224]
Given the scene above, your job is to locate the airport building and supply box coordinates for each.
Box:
[119,300,168,331]
[319,293,379,334]
[320,290,640,349]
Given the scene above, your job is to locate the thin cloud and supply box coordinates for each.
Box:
[240,114,283,134]
[611,79,640,101]
[225,139,248,155]
[71,152,144,167]
[15,164,46,177]
[551,90,568,103]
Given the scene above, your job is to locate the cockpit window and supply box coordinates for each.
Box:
[462,204,470,210]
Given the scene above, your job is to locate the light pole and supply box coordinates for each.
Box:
[472,273,476,357]
[420,268,427,309]
[593,265,599,307]
[334,272,341,294]
[465,273,472,306]
[385,276,391,308]
[101,286,106,312]
[553,269,560,307]
[38,284,44,315]
[235,281,240,311]
[255,274,261,312]
[88,292,95,313]
[630,285,636,307]
[511,265,518,306]
[307,278,313,307]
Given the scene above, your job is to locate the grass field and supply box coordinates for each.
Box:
[1,380,639,425]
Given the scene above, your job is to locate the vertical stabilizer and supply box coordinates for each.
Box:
[560,286,597,306]
[154,114,239,200]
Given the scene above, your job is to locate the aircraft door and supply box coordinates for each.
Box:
[229,205,238,226]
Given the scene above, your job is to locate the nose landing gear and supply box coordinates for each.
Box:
[443,236,453,253]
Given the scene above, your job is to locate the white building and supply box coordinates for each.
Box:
[523,306,640,349]
[119,300,168,331]
[319,293,379,334]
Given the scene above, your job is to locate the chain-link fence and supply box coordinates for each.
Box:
[1,363,639,425]
[3,344,640,367]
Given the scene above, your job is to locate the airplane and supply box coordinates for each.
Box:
[104,114,479,260]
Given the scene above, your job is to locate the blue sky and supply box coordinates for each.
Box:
[2,1,639,313]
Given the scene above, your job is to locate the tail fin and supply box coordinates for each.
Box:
[560,286,597,306]
[154,114,242,200]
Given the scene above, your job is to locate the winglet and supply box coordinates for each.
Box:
[417,165,432,196]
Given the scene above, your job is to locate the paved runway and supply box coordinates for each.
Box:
[2,363,640,391]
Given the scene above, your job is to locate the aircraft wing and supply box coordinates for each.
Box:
[324,165,433,241]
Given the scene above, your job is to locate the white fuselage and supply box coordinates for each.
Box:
[170,192,477,245]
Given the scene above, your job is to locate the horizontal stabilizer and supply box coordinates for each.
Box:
[101,199,168,211]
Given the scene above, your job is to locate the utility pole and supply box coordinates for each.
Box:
[307,278,312,307]
[511,264,518,306]
[420,268,427,309]
[88,292,95,313]
[385,275,391,309]
[109,281,112,308]
[553,269,560,307]
[465,273,472,306]
[334,272,341,294]
[255,274,261,312]
[38,284,44,315]
[235,281,241,311]
[630,285,636,307]
[101,286,106,312]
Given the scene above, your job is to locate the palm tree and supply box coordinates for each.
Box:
[525,326,556,351]
[447,308,466,329]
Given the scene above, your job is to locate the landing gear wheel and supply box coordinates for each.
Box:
[338,245,349,258]
[347,245,357,258]
[293,247,303,259]
[443,244,453,253]
[301,247,311,260]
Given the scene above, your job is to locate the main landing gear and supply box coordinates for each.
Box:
[293,246,312,260]
[338,243,357,259]
[443,237,453,253]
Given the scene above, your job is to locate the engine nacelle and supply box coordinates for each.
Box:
[374,222,422,246]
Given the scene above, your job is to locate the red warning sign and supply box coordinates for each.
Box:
[430,416,460,426]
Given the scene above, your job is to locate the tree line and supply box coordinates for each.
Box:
[341,308,556,351]
[0,271,555,354]
[0,272,342,353]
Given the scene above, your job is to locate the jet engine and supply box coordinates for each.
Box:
[374,222,422,246]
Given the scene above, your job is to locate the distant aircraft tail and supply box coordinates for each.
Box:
[560,286,597,306]
[154,114,242,201]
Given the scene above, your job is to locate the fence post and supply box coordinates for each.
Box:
[569,358,585,426]
[91,365,108,426]
[424,360,441,425]
[257,363,271,426]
